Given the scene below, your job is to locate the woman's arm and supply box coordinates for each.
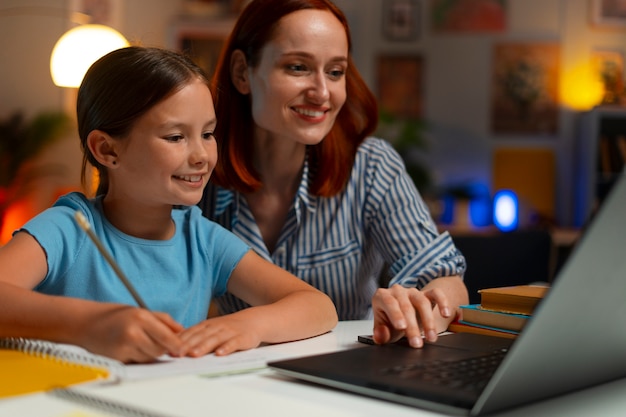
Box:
[362,139,468,347]
[178,250,338,357]
[0,232,185,363]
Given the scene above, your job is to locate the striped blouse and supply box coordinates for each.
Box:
[199,137,466,320]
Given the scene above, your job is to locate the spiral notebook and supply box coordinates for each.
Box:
[0,337,124,399]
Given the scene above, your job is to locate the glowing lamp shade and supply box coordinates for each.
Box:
[50,24,129,88]
[493,190,519,232]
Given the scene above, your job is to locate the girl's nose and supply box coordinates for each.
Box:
[189,137,209,165]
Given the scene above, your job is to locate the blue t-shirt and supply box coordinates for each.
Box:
[19,192,249,328]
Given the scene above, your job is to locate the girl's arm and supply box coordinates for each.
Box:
[179,250,338,357]
[0,232,185,363]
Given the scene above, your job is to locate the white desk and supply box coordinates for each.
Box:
[2,320,626,417]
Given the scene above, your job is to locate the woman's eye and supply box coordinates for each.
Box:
[287,63,308,73]
[202,132,215,140]
[328,68,346,80]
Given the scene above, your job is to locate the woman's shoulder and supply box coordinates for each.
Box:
[355,137,405,170]
[357,137,402,158]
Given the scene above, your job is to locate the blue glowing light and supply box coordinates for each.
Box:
[493,190,518,232]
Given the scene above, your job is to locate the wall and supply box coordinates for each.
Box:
[2,0,626,226]
[337,0,626,226]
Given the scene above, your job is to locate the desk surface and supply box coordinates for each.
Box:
[2,320,625,417]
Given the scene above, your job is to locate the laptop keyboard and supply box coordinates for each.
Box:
[381,347,509,393]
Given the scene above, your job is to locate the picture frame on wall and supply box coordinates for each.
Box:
[382,0,420,41]
[430,0,506,33]
[591,49,625,105]
[490,42,560,135]
[168,17,236,79]
[590,0,626,29]
[69,0,124,27]
[377,55,423,118]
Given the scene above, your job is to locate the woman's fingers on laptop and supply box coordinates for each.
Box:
[372,284,449,348]
[372,286,404,344]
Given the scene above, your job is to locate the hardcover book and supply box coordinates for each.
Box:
[459,304,530,332]
[447,319,518,339]
[478,284,549,315]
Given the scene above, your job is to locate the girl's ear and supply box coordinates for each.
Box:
[230,49,251,94]
[87,130,119,168]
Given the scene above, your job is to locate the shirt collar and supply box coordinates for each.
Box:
[213,150,318,220]
[214,186,237,216]
[296,153,317,215]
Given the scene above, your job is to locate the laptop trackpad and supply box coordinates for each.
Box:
[359,332,513,352]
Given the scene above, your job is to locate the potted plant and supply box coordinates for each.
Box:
[0,111,71,231]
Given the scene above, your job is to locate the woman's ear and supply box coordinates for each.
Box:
[230,49,251,94]
[87,130,119,168]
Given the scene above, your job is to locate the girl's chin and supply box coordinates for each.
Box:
[173,195,204,207]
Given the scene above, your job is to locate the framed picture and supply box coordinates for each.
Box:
[430,0,506,33]
[168,17,236,78]
[591,49,625,105]
[382,0,420,41]
[69,0,124,27]
[377,55,423,118]
[490,42,560,135]
[590,0,626,29]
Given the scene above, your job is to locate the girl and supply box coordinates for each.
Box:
[0,46,337,363]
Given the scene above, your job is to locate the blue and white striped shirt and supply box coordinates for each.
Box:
[200,137,466,320]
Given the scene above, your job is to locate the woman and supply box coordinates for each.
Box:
[200,0,468,348]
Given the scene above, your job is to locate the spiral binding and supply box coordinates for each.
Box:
[0,337,126,380]
[50,388,175,417]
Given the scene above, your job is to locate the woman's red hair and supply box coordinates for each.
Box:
[210,0,378,196]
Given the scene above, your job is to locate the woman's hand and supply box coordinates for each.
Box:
[371,277,467,348]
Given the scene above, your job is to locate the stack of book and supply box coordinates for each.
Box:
[448,284,549,339]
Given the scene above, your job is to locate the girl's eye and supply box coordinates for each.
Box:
[166,134,184,142]
[202,132,215,140]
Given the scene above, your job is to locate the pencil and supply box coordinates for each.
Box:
[74,210,149,310]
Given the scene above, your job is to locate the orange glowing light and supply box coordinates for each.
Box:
[560,61,605,111]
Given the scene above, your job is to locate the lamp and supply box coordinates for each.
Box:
[493,190,519,232]
[50,24,129,88]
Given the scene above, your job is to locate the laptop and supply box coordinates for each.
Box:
[269,172,626,416]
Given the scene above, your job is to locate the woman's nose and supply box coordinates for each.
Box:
[306,72,330,103]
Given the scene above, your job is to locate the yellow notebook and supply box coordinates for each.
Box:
[0,338,124,399]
